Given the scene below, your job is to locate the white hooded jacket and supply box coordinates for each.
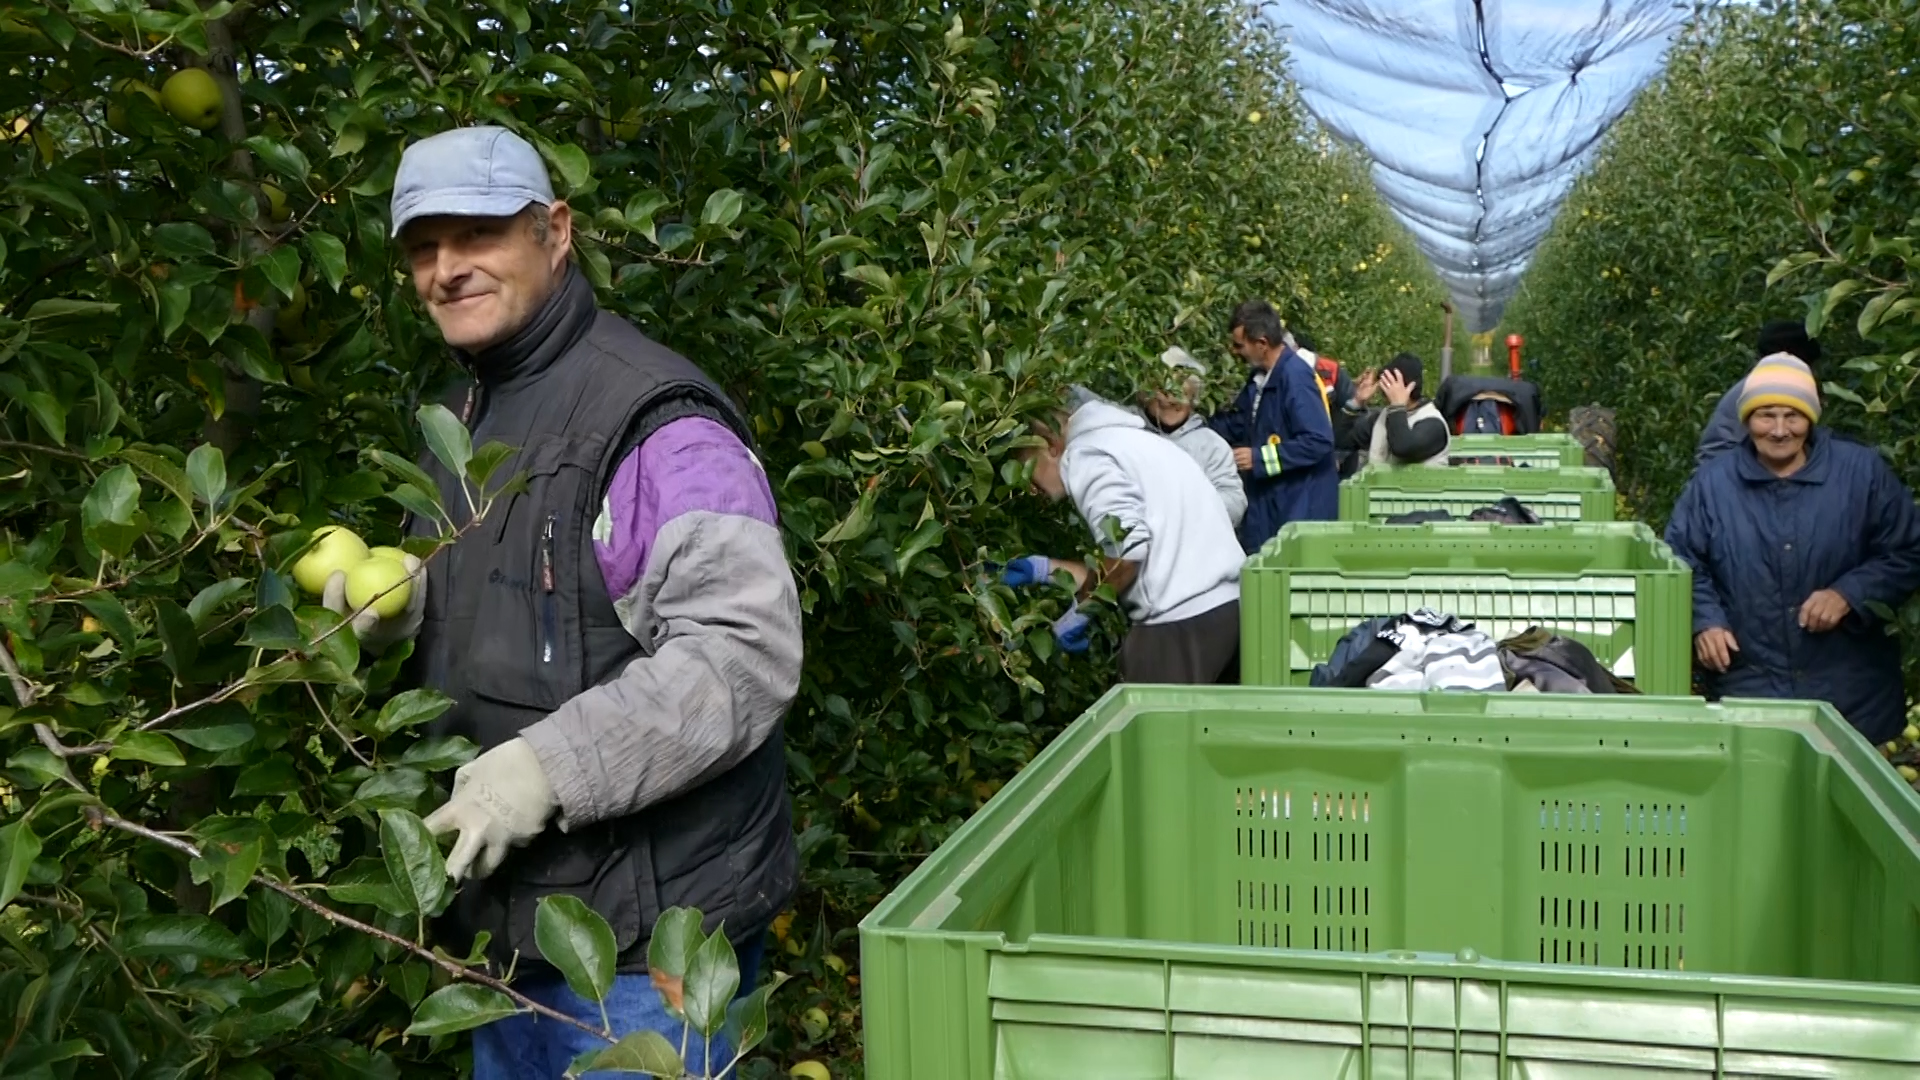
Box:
[1060,399,1243,625]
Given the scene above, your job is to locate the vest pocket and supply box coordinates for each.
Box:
[503,827,650,963]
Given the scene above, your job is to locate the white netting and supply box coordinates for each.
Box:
[1269,1,1691,331]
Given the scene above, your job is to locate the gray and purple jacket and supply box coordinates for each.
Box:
[409,267,800,974]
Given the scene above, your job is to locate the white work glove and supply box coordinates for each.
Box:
[320,553,426,653]
[423,738,558,883]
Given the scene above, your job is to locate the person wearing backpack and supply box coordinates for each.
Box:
[1207,300,1338,552]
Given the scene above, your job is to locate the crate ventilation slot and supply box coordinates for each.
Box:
[1234,788,1373,953]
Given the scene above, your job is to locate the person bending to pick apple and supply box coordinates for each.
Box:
[372,126,803,1077]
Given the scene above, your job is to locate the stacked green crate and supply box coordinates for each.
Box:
[1450,432,1587,468]
[859,687,1920,1080]
[1239,521,1690,694]
[1340,464,1617,523]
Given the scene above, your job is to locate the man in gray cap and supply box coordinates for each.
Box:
[358,124,801,1076]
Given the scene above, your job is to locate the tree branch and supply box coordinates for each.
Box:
[84,808,612,1044]
[383,3,438,87]
[307,682,373,769]
[0,633,36,708]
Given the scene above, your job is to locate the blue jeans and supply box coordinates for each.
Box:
[474,925,767,1079]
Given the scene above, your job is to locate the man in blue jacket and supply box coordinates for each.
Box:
[1207,300,1338,552]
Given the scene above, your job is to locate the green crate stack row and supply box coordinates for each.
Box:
[860,689,1920,1078]
[860,437,1920,1076]
[1240,521,1691,695]
[1339,464,1617,524]
[1449,432,1588,469]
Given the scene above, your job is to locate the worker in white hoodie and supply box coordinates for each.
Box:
[1137,347,1247,527]
[1001,386,1245,684]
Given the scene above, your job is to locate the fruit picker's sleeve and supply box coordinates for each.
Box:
[1254,364,1334,477]
[1662,475,1731,634]
[1063,445,1151,563]
[518,416,802,829]
[1828,454,1920,626]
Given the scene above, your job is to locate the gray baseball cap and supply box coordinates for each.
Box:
[389,126,555,238]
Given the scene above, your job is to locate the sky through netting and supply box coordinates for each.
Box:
[1266,1,1695,332]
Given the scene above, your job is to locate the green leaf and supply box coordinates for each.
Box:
[186,578,251,627]
[806,234,872,260]
[25,298,119,320]
[155,600,200,678]
[0,561,51,599]
[405,984,521,1037]
[260,244,302,300]
[564,1031,683,1078]
[701,188,745,228]
[374,688,455,734]
[186,443,226,508]
[308,233,349,292]
[248,888,294,948]
[190,836,262,912]
[353,768,428,811]
[118,445,194,509]
[78,592,137,645]
[817,488,875,544]
[646,906,705,982]
[534,895,618,1004]
[110,732,185,767]
[232,758,302,796]
[152,222,217,259]
[623,191,672,238]
[243,136,312,182]
[369,449,441,498]
[325,857,410,916]
[378,809,447,918]
[173,718,257,752]
[386,484,446,529]
[0,819,42,908]
[721,977,786,1063]
[682,922,740,1038]
[4,1040,99,1070]
[239,606,304,651]
[398,736,479,772]
[467,441,517,490]
[1766,251,1821,287]
[416,403,473,481]
[81,465,143,557]
[542,142,593,191]
[119,915,248,960]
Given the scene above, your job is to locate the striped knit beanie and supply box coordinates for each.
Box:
[1738,352,1821,423]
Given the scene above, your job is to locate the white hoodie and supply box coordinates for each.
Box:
[1060,399,1243,625]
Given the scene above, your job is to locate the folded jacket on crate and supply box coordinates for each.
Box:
[1498,628,1639,695]
[1382,496,1544,526]
[1310,609,1503,691]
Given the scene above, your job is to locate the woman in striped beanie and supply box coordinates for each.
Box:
[1664,351,1920,744]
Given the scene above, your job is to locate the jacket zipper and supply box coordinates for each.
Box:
[540,513,557,664]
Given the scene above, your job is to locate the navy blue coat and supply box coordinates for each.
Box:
[1664,432,1920,743]
[1208,351,1338,553]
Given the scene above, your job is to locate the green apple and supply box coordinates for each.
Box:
[262,182,290,222]
[293,525,368,595]
[160,67,223,130]
[345,557,413,619]
[368,545,409,564]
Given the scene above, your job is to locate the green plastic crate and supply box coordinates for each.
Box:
[859,687,1920,1079]
[1339,464,1618,524]
[1240,521,1690,695]
[1450,433,1587,469]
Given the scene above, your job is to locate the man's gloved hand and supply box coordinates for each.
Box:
[321,553,426,653]
[1000,556,1054,588]
[1053,604,1093,654]
[423,738,558,883]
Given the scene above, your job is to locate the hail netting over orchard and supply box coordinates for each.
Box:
[1268,1,1692,332]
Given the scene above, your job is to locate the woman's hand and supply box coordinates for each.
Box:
[1380,368,1413,408]
[1798,589,1851,632]
[1694,627,1739,672]
[1354,368,1378,405]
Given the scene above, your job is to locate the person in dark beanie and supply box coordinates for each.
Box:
[1354,352,1451,468]
[1695,320,1822,465]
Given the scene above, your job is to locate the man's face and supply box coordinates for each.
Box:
[1020,445,1068,502]
[402,202,573,351]
[1230,326,1279,371]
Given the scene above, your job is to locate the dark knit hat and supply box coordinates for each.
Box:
[1385,351,1424,398]
[1756,320,1820,366]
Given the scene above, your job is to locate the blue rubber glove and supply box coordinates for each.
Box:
[1000,556,1054,588]
[1053,604,1093,654]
